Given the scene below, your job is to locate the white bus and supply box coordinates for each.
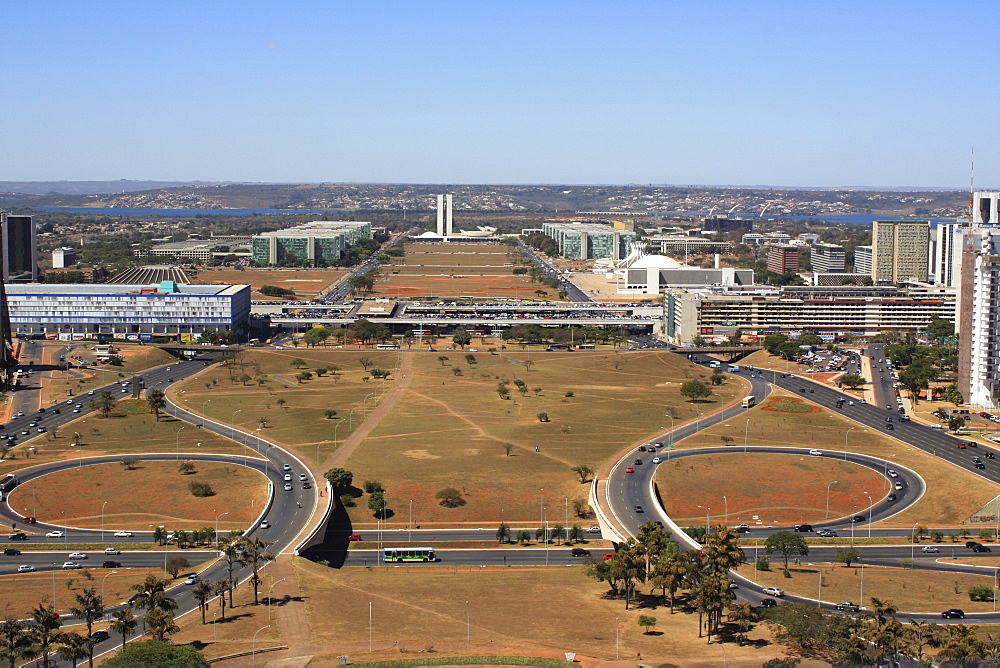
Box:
[376,344,400,350]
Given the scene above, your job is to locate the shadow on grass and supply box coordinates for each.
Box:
[262,594,306,608]
[211,612,254,624]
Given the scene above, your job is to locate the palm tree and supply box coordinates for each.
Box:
[697,574,735,642]
[109,609,136,649]
[936,624,985,663]
[649,546,688,613]
[238,536,276,605]
[193,580,214,624]
[28,603,61,668]
[68,587,104,668]
[130,573,177,629]
[904,619,936,661]
[56,633,90,666]
[0,617,33,668]
[702,528,745,575]
[727,601,756,646]
[144,607,179,642]
[213,579,230,621]
[146,389,167,420]
[219,537,243,607]
[152,526,167,545]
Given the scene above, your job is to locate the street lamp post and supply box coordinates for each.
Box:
[101,570,118,620]
[202,399,211,415]
[215,511,229,550]
[844,427,855,460]
[664,414,674,448]
[698,505,711,535]
[864,492,873,539]
[101,501,108,543]
[723,495,728,526]
[231,409,242,439]
[316,440,329,466]
[825,480,839,519]
[743,418,750,453]
[175,425,186,460]
[251,624,271,667]
[409,499,413,543]
[267,578,287,620]
[911,521,920,562]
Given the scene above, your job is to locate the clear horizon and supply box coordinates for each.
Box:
[3,1,998,188]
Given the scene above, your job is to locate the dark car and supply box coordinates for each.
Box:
[887,493,897,502]
[973,544,992,553]
[886,423,894,430]
[21,516,36,524]
[634,505,644,513]
[793,524,813,532]
[976,463,987,469]
[8,533,26,541]
[571,548,590,557]
[942,608,966,619]
[758,598,777,608]
[835,601,860,612]
[988,452,996,459]
[3,548,20,556]
[966,541,980,549]
[633,459,642,465]
[90,630,110,643]
[102,560,122,568]
[852,515,866,523]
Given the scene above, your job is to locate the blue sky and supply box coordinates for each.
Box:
[2,1,997,187]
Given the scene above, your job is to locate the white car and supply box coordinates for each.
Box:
[651,456,661,464]
[585,526,601,533]
[762,586,785,597]
[283,474,292,482]
[113,531,133,538]
[922,546,940,553]
[17,564,35,572]
[260,520,270,529]
[887,470,898,478]
[894,482,903,490]
[183,574,200,585]
[62,561,82,569]
[809,449,823,456]
[282,464,291,471]
[298,473,309,481]
[46,531,64,538]
[283,483,293,491]
[68,552,88,559]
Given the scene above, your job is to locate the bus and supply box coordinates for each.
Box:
[741,395,756,408]
[728,364,740,372]
[709,361,722,368]
[573,344,596,350]
[383,547,436,562]
[376,344,400,350]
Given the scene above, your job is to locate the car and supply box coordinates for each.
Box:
[90,630,110,643]
[113,531,133,538]
[637,445,647,452]
[894,482,903,490]
[283,473,292,481]
[973,544,992,553]
[103,560,122,568]
[886,423,894,430]
[184,574,200,585]
[260,520,270,529]
[68,552,87,559]
[987,452,996,459]
[633,458,642,465]
[835,602,860,612]
[817,530,838,537]
[283,483,293,491]
[62,561,81,569]
[571,548,591,557]
[586,526,601,533]
[976,462,987,470]
[852,515,866,523]
[969,442,979,448]
[17,564,34,572]
[282,464,291,471]
[651,456,661,464]
[20,430,28,436]
[634,505,644,513]
[733,526,750,533]
[808,449,823,456]
[958,443,967,449]
[966,541,980,549]
[942,608,966,619]
[21,516,36,524]
[8,533,26,541]
[302,481,311,489]
[922,546,940,553]
[602,553,615,560]
[3,548,21,556]
[793,524,813,532]
[762,587,785,597]
[104,547,120,555]
[729,581,740,589]
[887,469,898,478]
[347,534,362,541]
[758,598,777,608]
[298,474,308,482]
[28,422,36,427]
[46,531,64,538]
[887,493,897,502]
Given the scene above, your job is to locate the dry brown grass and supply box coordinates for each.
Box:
[0,568,167,618]
[294,558,786,665]
[658,453,887,526]
[46,346,176,404]
[8,461,267,531]
[191,267,346,299]
[671,387,1000,526]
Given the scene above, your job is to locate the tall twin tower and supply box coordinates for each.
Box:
[436,194,453,237]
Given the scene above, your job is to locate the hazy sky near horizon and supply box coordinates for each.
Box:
[3,1,998,188]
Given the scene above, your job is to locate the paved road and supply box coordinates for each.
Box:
[514,240,591,302]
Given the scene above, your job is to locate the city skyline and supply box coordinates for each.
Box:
[3,1,998,188]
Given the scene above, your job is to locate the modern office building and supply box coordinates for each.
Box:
[702,216,753,233]
[854,245,873,274]
[620,255,753,295]
[958,228,1000,408]
[436,194,454,237]
[871,220,930,283]
[766,245,799,274]
[810,243,846,273]
[540,222,636,261]
[251,222,372,266]
[973,190,1000,226]
[664,285,955,344]
[0,213,37,282]
[6,282,251,341]
[931,223,965,287]
[51,247,78,269]
[646,236,733,255]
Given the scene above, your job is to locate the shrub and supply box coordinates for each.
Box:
[436,488,465,508]
[189,481,215,497]
[756,555,771,571]
[969,585,994,601]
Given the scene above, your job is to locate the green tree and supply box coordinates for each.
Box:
[213,579,230,620]
[188,481,215,497]
[536,411,549,422]
[178,461,195,475]
[193,580,214,625]
[709,370,725,386]
[146,389,166,420]
[68,587,105,668]
[728,601,757,646]
[650,546,689,613]
[968,585,994,601]
[100,640,208,668]
[28,603,61,668]
[926,318,955,339]
[948,416,966,433]
[571,464,594,483]
[324,468,354,496]
[130,574,178,620]
[152,526,168,545]
[0,617,33,668]
[496,522,511,544]
[496,384,510,400]
[680,380,712,402]
[516,529,530,544]
[465,354,477,365]
[57,633,91,667]
[702,528,746,574]
[367,490,387,518]
[452,328,472,349]
[120,457,138,470]
[90,390,117,417]
[290,358,307,369]
[764,530,809,570]
[839,374,866,390]
[437,355,449,366]
[324,409,338,419]
[165,556,191,579]
[637,615,657,634]
[835,547,862,568]
[435,488,465,508]
[236,536,275,605]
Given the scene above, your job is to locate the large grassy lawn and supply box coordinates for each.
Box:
[9,461,266,532]
[666,387,1000,526]
[658,452,886,526]
[191,267,346,300]
[346,351,741,526]
[0,568,170,619]
[294,559,784,664]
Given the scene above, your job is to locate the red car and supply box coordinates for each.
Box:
[625,467,634,473]
[347,534,362,541]
[21,517,36,524]
[603,553,615,560]
[957,443,967,449]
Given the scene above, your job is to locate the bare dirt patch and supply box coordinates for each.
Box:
[9,461,267,531]
[402,450,440,460]
[761,396,820,413]
[191,267,346,299]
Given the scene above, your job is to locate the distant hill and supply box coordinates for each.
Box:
[0,180,231,196]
